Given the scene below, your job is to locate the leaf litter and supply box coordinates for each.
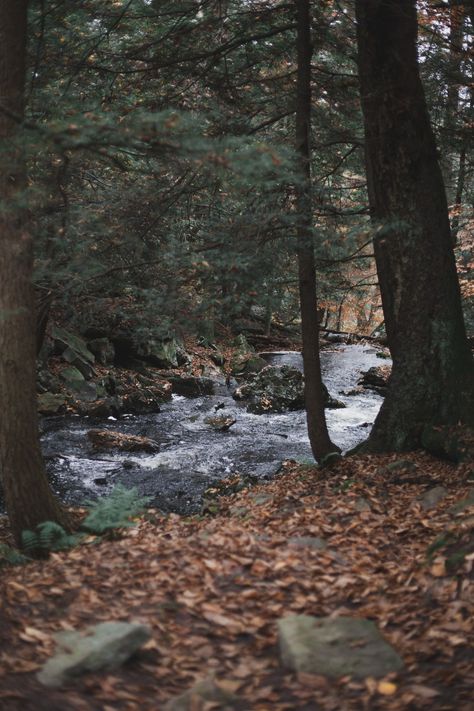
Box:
[0,452,472,710]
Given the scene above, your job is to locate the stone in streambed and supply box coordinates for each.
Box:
[204,415,237,432]
[37,621,151,687]
[278,615,403,679]
[87,429,160,453]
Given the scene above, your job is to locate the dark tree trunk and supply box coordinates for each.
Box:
[0,0,69,545]
[295,0,339,461]
[355,0,474,452]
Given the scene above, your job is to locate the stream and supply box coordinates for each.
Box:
[35,345,388,515]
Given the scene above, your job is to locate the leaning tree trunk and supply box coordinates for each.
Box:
[0,0,69,545]
[295,0,339,461]
[355,0,474,452]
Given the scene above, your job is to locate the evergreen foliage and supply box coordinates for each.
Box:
[81,485,152,534]
[21,521,81,555]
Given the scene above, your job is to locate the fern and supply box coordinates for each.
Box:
[81,485,151,534]
[0,543,29,566]
[21,522,81,554]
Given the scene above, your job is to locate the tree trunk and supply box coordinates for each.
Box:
[295,0,339,461]
[355,0,474,452]
[0,0,69,545]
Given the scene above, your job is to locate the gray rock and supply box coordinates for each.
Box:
[37,621,151,687]
[288,536,327,550]
[449,487,474,514]
[233,365,342,414]
[233,365,305,413]
[278,615,404,679]
[52,326,96,365]
[37,392,68,416]
[88,337,115,365]
[165,675,240,711]
[169,375,215,397]
[377,459,418,477]
[138,338,180,368]
[418,486,448,510]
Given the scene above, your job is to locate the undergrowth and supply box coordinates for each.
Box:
[2,485,151,565]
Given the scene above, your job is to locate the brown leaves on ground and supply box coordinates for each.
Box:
[0,452,473,710]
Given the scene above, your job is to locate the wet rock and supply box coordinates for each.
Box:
[78,397,123,418]
[37,621,151,688]
[168,375,215,397]
[204,415,237,432]
[87,337,115,365]
[87,429,160,453]
[233,365,343,414]
[278,615,404,679]
[418,486,448,510]
[37,392,68,416]
[358,365,391,395]
[165,675,240,711]
[233,365,305,413]
[122,390,162,415]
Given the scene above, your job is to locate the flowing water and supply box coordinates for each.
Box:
[35,345,388,515]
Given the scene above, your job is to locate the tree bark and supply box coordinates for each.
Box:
[295,0,339,461]
[355,0,474,452]
[0,0,69,545]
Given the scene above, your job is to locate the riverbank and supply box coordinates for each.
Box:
[0,452,472,709]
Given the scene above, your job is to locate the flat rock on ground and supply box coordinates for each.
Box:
[278,615,404,679]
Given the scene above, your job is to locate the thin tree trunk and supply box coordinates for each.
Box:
[295,0,339,461]
[0,0,69,545]
[355,0,474,452]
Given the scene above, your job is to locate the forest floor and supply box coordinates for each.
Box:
[0,452,473,710]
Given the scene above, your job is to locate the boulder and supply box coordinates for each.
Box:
[230,333,265,376]
[87,429,160,453]
[87,337,115,365]
[233,365,344,414]
[278,615,404,679]
[168,375,215,397]
[233,365,305,413]
[37,392,68,416]
[37,621,151,687]
[204,415,237,432]
[138,338,179,368]
[52,326,96,378]
[418,486,448,510]
[358,365,391,395]
[77,397,124,418]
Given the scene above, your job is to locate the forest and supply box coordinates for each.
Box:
[0,1,473,709]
